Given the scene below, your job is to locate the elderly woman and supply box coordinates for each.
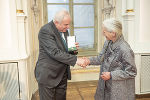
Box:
[79,18,137,100]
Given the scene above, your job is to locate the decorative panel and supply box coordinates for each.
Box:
[0,63,20,100]
[141,55,150,93]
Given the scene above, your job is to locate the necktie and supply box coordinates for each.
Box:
[60,32,68,51]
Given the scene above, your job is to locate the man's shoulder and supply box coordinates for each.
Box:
[41,21,52,29]
[39,21,53,32]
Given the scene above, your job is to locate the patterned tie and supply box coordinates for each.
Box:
[60,32,68,51]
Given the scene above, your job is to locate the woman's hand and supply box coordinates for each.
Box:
[101,72,111,81]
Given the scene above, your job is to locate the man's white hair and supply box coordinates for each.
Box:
[53,9,70,23]
[103,18,122,39]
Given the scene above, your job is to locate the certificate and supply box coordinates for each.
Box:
[67,36,77,51]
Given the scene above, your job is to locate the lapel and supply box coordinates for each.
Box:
[49,21,68,52]
[111,36,124,51]
[108,36,124,65]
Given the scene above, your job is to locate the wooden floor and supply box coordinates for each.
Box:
[67,81,97,100]
[32,80,150,100]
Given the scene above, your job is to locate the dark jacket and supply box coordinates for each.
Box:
[34,21,77,87]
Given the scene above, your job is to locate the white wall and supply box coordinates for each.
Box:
[134,0,150,53]
[0,0,31,99]
[139,0,150,43]
[134,0,150,94]
[0,0,19,61]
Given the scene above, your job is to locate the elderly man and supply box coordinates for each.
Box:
[34,9,80,100]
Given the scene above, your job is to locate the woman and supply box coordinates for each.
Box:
[81,18,137,100]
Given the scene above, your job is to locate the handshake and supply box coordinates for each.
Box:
[76,57,90,68]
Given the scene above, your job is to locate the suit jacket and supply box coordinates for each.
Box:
[90,36,137,100]
[34,21,77,87]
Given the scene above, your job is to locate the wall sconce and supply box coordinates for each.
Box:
[126,9,134,13]
[16,10,24,14]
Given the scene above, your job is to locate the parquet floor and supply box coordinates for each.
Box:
[32,80,150,100]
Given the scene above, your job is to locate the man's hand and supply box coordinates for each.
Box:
[75,42,79,50]
[76,57,90,68]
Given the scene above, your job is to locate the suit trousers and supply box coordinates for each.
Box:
[38,72,68,100]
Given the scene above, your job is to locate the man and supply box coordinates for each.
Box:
[34,9,81,100]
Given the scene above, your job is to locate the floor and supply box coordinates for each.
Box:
[32,80,150,100]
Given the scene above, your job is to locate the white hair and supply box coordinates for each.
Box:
[53,9,70,23]
[103,18,122,39]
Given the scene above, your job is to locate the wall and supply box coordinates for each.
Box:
[134,0,150,53]
[0,0,19,61]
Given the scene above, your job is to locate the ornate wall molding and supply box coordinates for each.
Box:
[102,0,116,19]
[31,0,40,23]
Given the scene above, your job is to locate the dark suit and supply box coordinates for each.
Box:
[34,21,77,100]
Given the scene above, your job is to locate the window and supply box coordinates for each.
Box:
[45,0,98,56]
